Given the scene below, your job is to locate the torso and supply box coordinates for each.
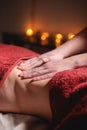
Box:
[0,66,52,120]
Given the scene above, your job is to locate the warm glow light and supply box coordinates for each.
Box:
[55,39,61,47]
[56,33,63,39]
[40,32,49,46]
[41,32,49,40]
[25,28,75,47]
[55,33,63,47]
[41,35,46,40]
[68,33,75,39]
[26,28,34,36]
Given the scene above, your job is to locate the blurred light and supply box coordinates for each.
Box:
[41,32,49,40]
[41,35,46,40]
[55,33,63,47]
[41,32,49,46]
[55,39,61,47]
[56,33,63,39]
[26,28,34,36]
[68,33,75,40]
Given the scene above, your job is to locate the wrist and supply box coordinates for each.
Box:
[56,46,67,59]
[66,53,87,69]
[65,56,78,69]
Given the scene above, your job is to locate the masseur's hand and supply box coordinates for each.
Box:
[18,49,62,71]
[18,57,76,81]
[18,49,63,78]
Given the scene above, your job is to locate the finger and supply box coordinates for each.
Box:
[17,66,27,71]
[19,67,51,78]
[19,57,45,70]
[19,57,50,69]
[18,59,43,70]
[19,57,38,66]
[19,66,56,78]
[22,57,49,65]
[31,72,56,81]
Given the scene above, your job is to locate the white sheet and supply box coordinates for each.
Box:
[0,113,49,130]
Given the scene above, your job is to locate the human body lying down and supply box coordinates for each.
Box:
[0,43,87,130]
[0,44,52,120]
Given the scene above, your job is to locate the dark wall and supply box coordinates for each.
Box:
[0,0,87,34]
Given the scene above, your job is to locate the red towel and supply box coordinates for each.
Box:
[0,44,38,88]
[49,67,87,129]
[0,43,87,129]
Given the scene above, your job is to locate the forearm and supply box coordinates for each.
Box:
[66,53,87,68]
[56,27,87,59]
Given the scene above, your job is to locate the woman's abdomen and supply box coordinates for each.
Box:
[0,66,52,120]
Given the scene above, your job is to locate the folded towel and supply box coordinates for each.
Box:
[0,44,38,88]
[49,67,87,129]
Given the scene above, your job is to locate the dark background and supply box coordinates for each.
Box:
[0,0,87,53]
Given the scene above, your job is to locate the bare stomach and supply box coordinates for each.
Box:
[0,66,52,121]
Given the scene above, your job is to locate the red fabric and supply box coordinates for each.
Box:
[0,44,38,88]
[49,67,87,129]
[0,43,87,129]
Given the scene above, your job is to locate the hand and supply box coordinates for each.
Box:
[18,56,50,71]
[18,58,76,81]
[18,48,62,71]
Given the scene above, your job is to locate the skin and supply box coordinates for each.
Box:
[1,48,87,123]
[18,27,87,80]
[0,66,52,121]
[0,27,87,127]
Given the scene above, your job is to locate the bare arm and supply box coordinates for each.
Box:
[18,27,87,79]
[67,53,87,68]
[18,53,87,81]
[56,27,87,59]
